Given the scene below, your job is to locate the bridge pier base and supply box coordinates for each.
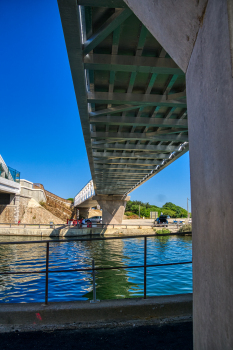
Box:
[95,195,130,225]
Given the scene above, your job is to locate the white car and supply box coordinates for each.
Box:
[86,216,102,224]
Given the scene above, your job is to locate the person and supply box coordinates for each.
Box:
[82,218,86,225]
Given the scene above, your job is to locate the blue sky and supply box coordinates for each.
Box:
[0,0,191,209]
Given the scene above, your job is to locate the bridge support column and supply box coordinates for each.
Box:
[186,1,233,348]
[78,208,90,219]
[95,195,130,225]
[123,0,233,348]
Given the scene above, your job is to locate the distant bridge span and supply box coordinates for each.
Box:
[58,0,188,223]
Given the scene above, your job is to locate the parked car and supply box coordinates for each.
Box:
[154,215,168,226]
[86,216,102,224]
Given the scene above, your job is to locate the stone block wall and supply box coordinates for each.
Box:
[18,195,30,221]
[0,195,30,223]
[0,205,17,223]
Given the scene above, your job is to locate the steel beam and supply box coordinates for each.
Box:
[89,104,141,117]
[126,146,189,194]
[91,131,188,142]
[77,0,127,7]
[94,165,157,170]
[57,0,97,190]
[91,143,179,152]
[87,91,186,107]
[84,54,184,75]
[96,183,137,187]
[83,9,132,55]
[92,151,169,159]
[94,159,161,165]
[90,116,188,128]
[96,177,142,181]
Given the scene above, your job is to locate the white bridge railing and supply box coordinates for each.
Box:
[74,180,95,206]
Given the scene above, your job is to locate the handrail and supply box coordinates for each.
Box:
[0,233,192,304]
[74,179,95,206]
[33,183,72,204]
[0,222,190,230]
[0,162,20,183]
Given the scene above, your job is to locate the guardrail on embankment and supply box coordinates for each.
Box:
[0,233,192,305]
[0,222,188,230]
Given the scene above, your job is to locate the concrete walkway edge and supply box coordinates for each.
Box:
[0,294,192,329]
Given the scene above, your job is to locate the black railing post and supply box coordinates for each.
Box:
[144,236,147,299]
[90,259,99,303]
[45,242,49,305]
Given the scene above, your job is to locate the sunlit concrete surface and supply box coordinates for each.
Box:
[0,294,192,330]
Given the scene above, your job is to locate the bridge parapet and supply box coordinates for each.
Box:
[74,180,95,207]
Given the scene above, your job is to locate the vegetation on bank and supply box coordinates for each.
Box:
[125,200,190,219]
[178,224,192,232]
[67,198,74,202]
[155,228,171,234]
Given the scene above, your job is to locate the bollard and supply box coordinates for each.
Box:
[90,259,100,303]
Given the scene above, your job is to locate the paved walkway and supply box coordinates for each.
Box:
[122,219,154,225]
[0,321,193,350]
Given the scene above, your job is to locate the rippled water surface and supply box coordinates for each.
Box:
[0,235,192,303]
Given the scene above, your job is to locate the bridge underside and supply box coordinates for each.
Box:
[58,0,189,196]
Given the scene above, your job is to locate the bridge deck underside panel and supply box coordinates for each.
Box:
[76,197,98,209]
[58,0,189,195]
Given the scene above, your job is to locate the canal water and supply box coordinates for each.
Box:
[0,235,192,303]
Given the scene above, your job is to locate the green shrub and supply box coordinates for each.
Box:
[155,228,171,234]
[39,201,45,207]
[125,211,133,216]
[178,224,192,233]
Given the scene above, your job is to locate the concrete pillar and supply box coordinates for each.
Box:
[186,1,233,348]
[96,195,129,224]
[123,0,233,348]
[78,208,90,219]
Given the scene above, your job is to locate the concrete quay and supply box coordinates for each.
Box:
[0,224,185,237]
[0,294,192,332]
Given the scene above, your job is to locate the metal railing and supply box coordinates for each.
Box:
[0,222,190,229]
[74,179,95,206]
[0,163,20,183]
[0,233,192,304]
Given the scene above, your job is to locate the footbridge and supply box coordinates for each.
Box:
[58,0,188,223]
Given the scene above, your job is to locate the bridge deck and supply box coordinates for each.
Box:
[58,0,188,196]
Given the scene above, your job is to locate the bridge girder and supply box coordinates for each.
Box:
[58,0,189,195]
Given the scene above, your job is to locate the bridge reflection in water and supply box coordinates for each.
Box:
[0,235,192,303]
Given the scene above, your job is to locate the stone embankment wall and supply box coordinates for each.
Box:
[20,198,65,225]
[0,182,74,224]
[33,184,74,222]
[0,195,30,224]
[0,205,16,223]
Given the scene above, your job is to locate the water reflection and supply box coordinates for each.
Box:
[0,235,192,303]
[80,239,139,300]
